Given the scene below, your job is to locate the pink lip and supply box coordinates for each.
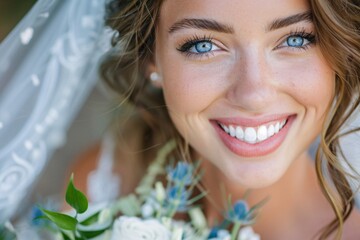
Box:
[214,114,291,127]
[211,115,296,158]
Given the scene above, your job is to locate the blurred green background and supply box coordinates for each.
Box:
[0,0,37,41]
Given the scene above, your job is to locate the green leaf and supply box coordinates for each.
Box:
[77,220,112,238]
[40,208,78,231]
[0,224,17,240]
[60,231,73,240]
[80,212,100,226]
[75,235,83,240]
[32,215,49,223]
[66,174,88,214]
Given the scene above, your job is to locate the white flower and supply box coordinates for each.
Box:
[218,229,231,240]
[171,220,206,240]
[141,203,155,218]
[171,225,184,240]
[208,229,231,240]
[111,216,171,240]
[238,226,261,240]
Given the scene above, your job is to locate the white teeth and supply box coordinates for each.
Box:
[229,125,236,137]
[219,118,288,144]
[280,120,286,128]
[257,125,267,141]
[244,127,257,143]
[268,124,275,137]
[223,124,229,133]
[274,122,280,133]
[235,126,244,140]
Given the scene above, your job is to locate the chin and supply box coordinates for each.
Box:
[215,155,291,189]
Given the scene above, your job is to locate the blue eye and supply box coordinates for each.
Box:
[278,31,316,50]
[192,41,213,53]
[286,36,306,47]
[177,37,221,57]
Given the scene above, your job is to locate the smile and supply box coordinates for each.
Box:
[219,119,287,144]
[212,115,296,157]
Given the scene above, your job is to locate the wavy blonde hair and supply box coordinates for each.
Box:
[101,0,360,238]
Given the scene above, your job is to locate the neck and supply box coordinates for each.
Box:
[200,152,331,238]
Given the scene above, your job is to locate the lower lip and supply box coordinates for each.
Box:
[212,116,296,158]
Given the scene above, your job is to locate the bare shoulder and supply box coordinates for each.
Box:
[343,206,360,239]
[68,144,102,196]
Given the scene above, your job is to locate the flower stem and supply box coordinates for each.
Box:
[231,222,242,240]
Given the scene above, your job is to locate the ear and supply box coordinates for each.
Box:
[145,59,163,88]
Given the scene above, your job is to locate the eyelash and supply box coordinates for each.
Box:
[176,34,216,59]
[176,29,316,59]
[276,29,316,51]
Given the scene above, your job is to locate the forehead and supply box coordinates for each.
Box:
[159,0,311,33]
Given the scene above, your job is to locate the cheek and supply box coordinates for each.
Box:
[275,56,335,113]
[161,57,232,114]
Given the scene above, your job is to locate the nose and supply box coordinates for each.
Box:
[226,49,278,112]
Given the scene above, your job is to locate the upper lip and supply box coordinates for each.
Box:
[213,114,295,127]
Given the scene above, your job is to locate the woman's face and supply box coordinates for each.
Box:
[153,0,335,188]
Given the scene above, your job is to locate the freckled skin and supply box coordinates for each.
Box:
[154,0,334,188]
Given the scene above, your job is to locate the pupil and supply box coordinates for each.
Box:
[287,36,304,47]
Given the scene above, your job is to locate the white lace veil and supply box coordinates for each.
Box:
[0,0,112,223]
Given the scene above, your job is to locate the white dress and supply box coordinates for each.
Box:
[87,132,121,204]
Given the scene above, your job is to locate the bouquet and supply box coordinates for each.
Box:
[13,141,265,240]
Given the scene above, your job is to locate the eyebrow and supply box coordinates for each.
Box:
[168,18,234,34]
[168,11,313,35]
[266,11,313,31]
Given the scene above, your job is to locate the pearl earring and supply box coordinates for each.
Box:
[149,72,161,82]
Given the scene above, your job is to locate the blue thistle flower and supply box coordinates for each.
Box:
[227,200,254,224]
[167,161,193,186]
[208,227,220,238]
[166,185,190,211]
[207,227,231,240]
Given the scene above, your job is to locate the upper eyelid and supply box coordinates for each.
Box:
[274,34,315,52]
[177,39,225,60]
[273,30,315,46]
[178,36,228,52]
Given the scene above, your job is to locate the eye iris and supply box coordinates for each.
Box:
[287,36,304,47]
[195,41,212,53]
